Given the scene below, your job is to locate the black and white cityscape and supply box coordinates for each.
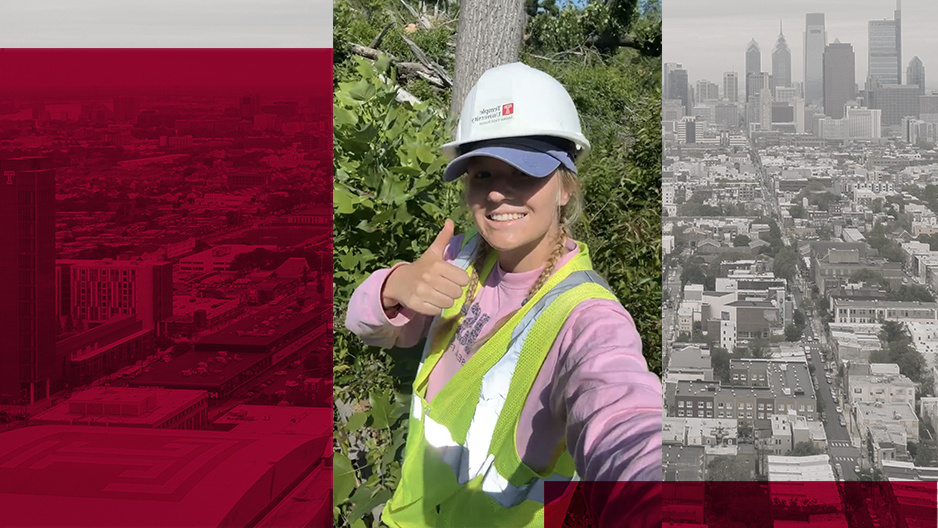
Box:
[662,0,938,513]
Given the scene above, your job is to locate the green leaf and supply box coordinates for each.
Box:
[375,53,391,74]
[348,487,392,523]
[369,391,393,429]
[350,519,366,528]
[334,106,358,127]
[334,185,358,214]
[333,452,355,506]
[389,166,422,177]
[346,411,368,432]
[416,144,436,164]
[348,79,378,102]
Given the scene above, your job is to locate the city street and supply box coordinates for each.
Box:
[793,282,862,481]
[663,264,683,364]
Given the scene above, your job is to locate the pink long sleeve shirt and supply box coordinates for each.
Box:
[345,235,662,521]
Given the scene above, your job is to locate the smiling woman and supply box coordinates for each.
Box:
[344,61,662,528]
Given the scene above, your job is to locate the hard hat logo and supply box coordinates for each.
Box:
[471,102,515,126]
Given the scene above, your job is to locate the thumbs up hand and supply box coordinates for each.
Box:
[382,219,472,315]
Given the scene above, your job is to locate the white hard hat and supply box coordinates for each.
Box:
[441,62,590,162]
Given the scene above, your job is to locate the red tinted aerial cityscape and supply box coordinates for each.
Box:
[0,49,332,527]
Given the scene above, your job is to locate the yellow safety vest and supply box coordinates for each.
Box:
[381,233,619,528]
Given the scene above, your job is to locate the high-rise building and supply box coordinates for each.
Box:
[760,88,774,131]
[920,94,938,117]
[908,56,925,94]
[804,13,828,107]
[56,260,173,333]
[668,68,690,111]
[775,86,801,104]
[746,40,761,100]
[868,2,901,86]
[663,99,685,122]
[0,157,56,404]
[696,80,720,102]
[664,63,682,103]
[724,71,739,103]
[747,72,774,103]
[773,22,792,92]
[715,103,740,130]
[869,83,920,126]
[112,96,140,123]
[823,40,856,119]
[846,106,882,139]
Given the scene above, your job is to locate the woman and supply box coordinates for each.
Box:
[346,62,662,527]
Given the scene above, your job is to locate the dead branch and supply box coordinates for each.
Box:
[370,23,394,49]
[400,34,453,87]
[399,0,432,29]
[349,44,448,88]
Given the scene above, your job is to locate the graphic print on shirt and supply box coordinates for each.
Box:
[452,302,490,365]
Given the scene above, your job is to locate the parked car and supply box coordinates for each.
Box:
[285,380,299,388]
[275,370,287,376]
[839,416,847,427]
[836,406,843,414]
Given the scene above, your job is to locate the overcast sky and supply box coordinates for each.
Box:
[0,0,331,47]
[664,0,938,92]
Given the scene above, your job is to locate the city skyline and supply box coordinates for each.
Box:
[664,0,938,93]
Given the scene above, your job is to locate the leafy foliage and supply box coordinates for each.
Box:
[785,441,821,457]
[706,456,752,481]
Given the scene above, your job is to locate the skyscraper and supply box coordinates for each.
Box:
[823,40,856,119]
[724,71,739,103]
[773,22,792,92]
[747,72,774,104]
[804,13,827,107]
[668,67,689,111]
[868,2,901,86]
[696,80,720,102]
[746,39,761,101]
[0,157,56,404]
[908,56,925,94]
[664,62,682,103]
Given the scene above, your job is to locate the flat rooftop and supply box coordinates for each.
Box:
[32,387,206,426]
[195,301,327,349]
[217,227,326,249]
[0,425,328,527]
[214,405,331,436]
[130,351,269,390]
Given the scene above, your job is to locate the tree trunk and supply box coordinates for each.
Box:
[450,0,527,117]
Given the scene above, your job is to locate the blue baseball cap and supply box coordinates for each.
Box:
[443,137,577,182]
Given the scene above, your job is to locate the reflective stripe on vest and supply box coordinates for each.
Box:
[420,264,610,507]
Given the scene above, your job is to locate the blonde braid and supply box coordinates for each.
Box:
[526,224,569,304]
[460,239,491,316]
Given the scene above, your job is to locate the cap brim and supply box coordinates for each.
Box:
[443,144,565,182]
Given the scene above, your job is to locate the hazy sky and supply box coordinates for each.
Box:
[664,0,938,92]
[0,0,331,47]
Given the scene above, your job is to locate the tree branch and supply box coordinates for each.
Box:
[349,44,449,89]
[369,23,394,49]
[400,34,453,87]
